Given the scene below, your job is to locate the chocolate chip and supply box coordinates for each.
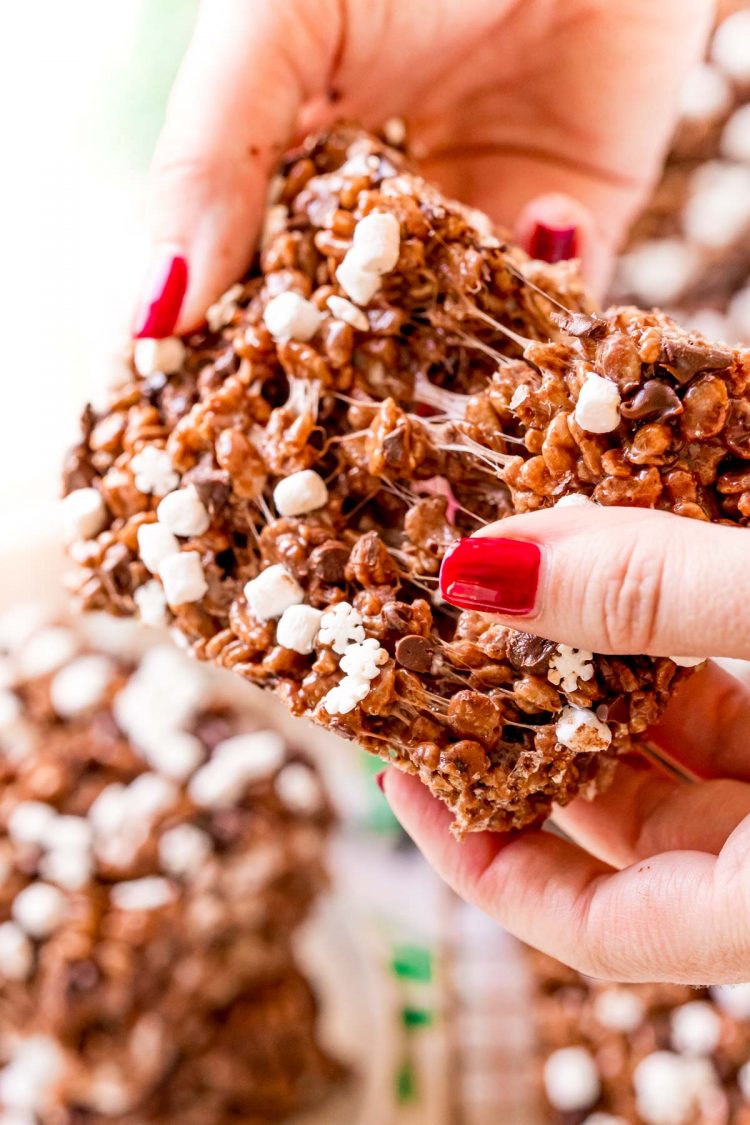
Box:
[395,635,434,673]
[66,960,100,994]
[184,464,232,516]
[309,541,349,584]
[658,339,733,384]
[506,632,556,675]
[551,310,608,339]
[621,380,683,422]
[382,602,413,632]
[382,426,407,467]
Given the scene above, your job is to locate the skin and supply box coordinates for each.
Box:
[143,0,746,982]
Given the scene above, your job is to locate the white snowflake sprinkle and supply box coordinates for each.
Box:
[339,638,388,682]
[130,447,179,497]
[318,602,365,655]
[548,645,595,693]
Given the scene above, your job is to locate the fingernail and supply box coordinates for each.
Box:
[133,247,188,338]
[375,770,387,793]
[528,222,578,263]
[440,538,541,616]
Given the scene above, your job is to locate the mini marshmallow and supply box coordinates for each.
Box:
[0,691,21,731]
[555,493,596,508]
[12,883,67,939]
[543,1046,600,1113]
[671,1001,722,1056]
[275,763,322,813]
[318,602,366,654]
[7,802,57,847]
[192,731,285,810]
[684,164,750,250]
[352,211,401,274]
[206,282,244,332]
[336,251,382,306]
[273,469,329,517]
[326,294,369,331]
[133,336,186,377]
[679,63,732,122]
[45,814,92,852]
[17,627,77,678]
[575,372,621,434]
[555,706,612,753]
[548,645,595,694]
[322,675,371,716]
[721,103,750,162]
[111,877,176,912]
[158,823,212,877]
[159,551,208,607]
[670,655,707,668]
[594,988,645,1032]
[616,239,698,306]
[634,1051,716,1125]
[339,637,388,681]
[711,9,750,82]
[49,654,114,717]
[156,486,210,537]
[133,580,169,628]
[126,773,178,821]
[710,981,750,1019]
[276,604,323,655]
[137,522,180,574]
[143,729,204,780]
[0,922,33,981]
[383,117,406,146]
[130,446,179,497]
[243,564,304,621]
[263,291,322,342]
[40,847,93,892]
[0,1036,63,1113]
[60,488,107,541]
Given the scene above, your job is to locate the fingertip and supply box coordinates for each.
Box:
[516,192,608,293]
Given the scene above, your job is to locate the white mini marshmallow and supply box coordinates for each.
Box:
[634,1051,717,1125]
[0,922,33,981]
[383,117,406,145]
[60,488,107,541]
[159,551,208,607]
[130,446,179,497]
[679,63,732,121]
[137,522,180,574]
[710,982,750,1019]
[158,823,213,878]
[111,877,176,912]
[684,163,750,249]
[543,1047,600,1113]
[143,730,204,780]
[46,815,92,853]
[336,252,381,306]
[206,282,244,332]
[243,565,304,621]
[711,9,750,81]
[156,486,210,537]
[575,373,621,434]
[273,469,329,517]
[276,604,323,655]
[133,580,169,628]
[0,691,21,732]
[721,103,750,162]
[339,637,388,681]
[50,654,114,717]
[188,731,286,808]
[17,628,77,678]
[671,1001,722,1056]
[670,655,707,668]
[556,706,612,753]
[133,336,185,377]
[7,802,57,847]
[12,883,67,939]
[326,294,369,331]
[352,211,401,274]
[554,493,596,508]
[274,763,322,813]
[263,291,322,342]
[548,645,595,694]
[40,848,93,892]
[615,239,698,307]
[594,988,645,1032]
[0,1036,63,1113]
[318,602,365,654]
[322,675,371,715]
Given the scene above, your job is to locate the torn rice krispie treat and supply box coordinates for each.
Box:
[63,124,750,836]
[529,947,750,1124]
[0,609,340,1121]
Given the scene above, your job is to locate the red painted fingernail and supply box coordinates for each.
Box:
[528,222,578,263]
[133,248,188,338]
[375,770,387,793]
[440,538,541,616]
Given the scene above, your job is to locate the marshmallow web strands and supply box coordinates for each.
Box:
[63,123,747,836]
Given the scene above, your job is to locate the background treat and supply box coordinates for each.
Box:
[0,609,342,1122]
[63,124,749,837]
[529,946,750,1124]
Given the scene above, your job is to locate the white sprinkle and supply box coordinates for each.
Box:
[318,602,365,654]
[143,729,203,780]
[206,282,244,332]
[322,675,371,716]
[263,291,322,342]
[0,691,21,732]
[49,654,114,717]
[548,645,595,694]
[336,251,381,306]
[159,551,208,607]
[111,877,176,912]
[339,637,388,681]
[543,1046,600,1113]
[156,486,210,537]
[679,63,732,122]
[188,731,286,808]
[634,1051,717,1125]
[276,604,323,655]
[17,627,77,679]
[133,580,169,628]
[594,988,645,1032]
[158,823,212,878]
[575,372,621,434]
[133,336,185,377]
[710,982,750,1019]
[670,655,707,668]
[555,706,612,753]
[671,1001,722,1056]
[137,522,180,574]
[273,469,329,517]
[243,564,304,621]
[12,883,67,939]
[130,446,179,497]
[721,103,750,162]
[7,802,57,847]
[615,239,698,306]
[711,9,750,81]
[352,211,401,274]
[274,763,322,813]
[59,488,107,541]
[326,294,369,331]
[0,922,33,981]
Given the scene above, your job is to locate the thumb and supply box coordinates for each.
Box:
[133,0,340,337]
[439,506,750,661]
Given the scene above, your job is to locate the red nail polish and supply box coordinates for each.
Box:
[133,249,188,338]
[375,770,387,793]
[528,222,578,264]
[440,538,541,616]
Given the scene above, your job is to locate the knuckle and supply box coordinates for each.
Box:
[598,537,667,653]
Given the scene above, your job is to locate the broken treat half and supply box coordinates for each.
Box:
[63,124,750,836]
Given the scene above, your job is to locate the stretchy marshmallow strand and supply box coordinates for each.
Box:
[543,1047,601,1113]
[133,336,186,377]
[263,291,322,342]
[60,488,107,541]
[555,706,612,753]
[575,372,622,434]
[276,604,323,655]
[243,565,305,621]
[156,486,210,537]
[159,552,208,607]
[273,470,329,516]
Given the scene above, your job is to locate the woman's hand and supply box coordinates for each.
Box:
[135,0,711,335]
[383,505,750,985]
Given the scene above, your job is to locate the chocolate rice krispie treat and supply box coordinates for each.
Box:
[63,123,750,836]
[0,609,340,1121]
[529,947,750,1124]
